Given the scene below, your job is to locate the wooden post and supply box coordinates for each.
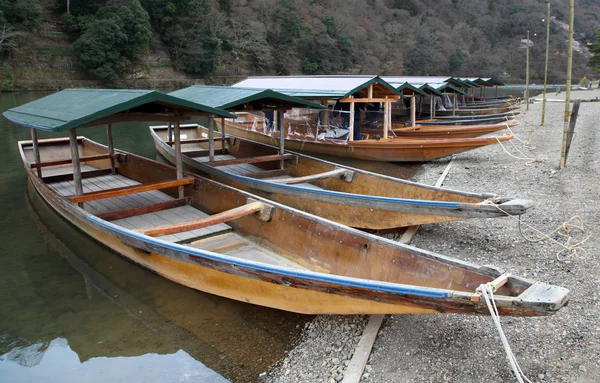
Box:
[383,100,389,139]
[560,0,575,169]
[452,94,457,116]
[174,120,184,198]
[106,123,116,175]
[526,30,530,111]
[495,85,499,99]
[277,110,285,169]
[563,99,580,165]
[348,97,355,141]
[208,118,215,162]
[30,128,42,178]
[462,94,466,106]
[167,121,173,142]
[69,128,83,207]
[221,118,226,152]
[541,2,551,126]
[432,96,436,119]
[410,95,416,127]
[388,101,392,133]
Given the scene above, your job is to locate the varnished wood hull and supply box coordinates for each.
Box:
[223,120,514,162]
[391,121,518,139]
[19,137,569,316]
[150,125,533,229]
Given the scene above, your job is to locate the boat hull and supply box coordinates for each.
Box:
[151,126,532,229]
[20,137,568,316]
[224,120,513,162]
[391,122,517,139]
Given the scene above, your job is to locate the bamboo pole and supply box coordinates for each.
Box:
[174,120,184,198]
[30,128,42,178]
[167,121,173,142]
[278,111,285,169]
[106,123,116,175]
[541,2,551,126]
[221,118,226,152]
[410,96,416,127]
[208,118,215,162]
[560,0,575,169]
[452,94,457,116]
[526,30,530,111]
[383,100,389,139]
[349,97,355,141]
[69,128,83,207]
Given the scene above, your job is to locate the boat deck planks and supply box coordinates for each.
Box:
[114,206,232,243]
[189,232,309,270]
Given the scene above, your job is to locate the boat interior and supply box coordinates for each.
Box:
[151,124,492,205]
[19,137,533,300]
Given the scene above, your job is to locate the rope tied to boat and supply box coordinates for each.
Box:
[477,282,532,383]
[494,136,547,164]
[482,200,590,261]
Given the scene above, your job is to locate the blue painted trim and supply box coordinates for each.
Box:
[88,216,449,300]
[228,173,462,208]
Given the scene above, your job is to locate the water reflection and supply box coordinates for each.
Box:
[1,338,228,383]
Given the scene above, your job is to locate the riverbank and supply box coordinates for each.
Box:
[265,91,600,383]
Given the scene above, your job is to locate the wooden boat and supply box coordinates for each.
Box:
[390,121,518,139]
[415,116,510,125]
[222,113,514,162]
[150,124,533,229]
[19,136,569,316]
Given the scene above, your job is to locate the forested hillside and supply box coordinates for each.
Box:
[1,0,599,89]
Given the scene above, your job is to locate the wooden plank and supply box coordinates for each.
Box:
[343,157,456,383]
[68,178,194,204]
[137,202,265,237]
[268,168,349,185]
[244,169,291,179]
[97,198,188,221]
[209,154,293,167]
[166,137,227,145]
[42,168,113,184]
[31,153,116,169]
[341,315,385,383]
[189,233,248,253]
[183,149,224,158]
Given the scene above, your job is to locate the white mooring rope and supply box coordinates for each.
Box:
[477,283,532,383]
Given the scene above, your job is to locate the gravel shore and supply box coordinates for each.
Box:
[265,90,600,383]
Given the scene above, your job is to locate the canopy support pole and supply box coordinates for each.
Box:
[383,100,389,139]
[348,97,355,141]
[69,128,83,208]
[174,120,184,199]
[208,118,215,162]
[432,97,436,119]
[388,101,392,134]
[106,123,116,175]
[167,122,173,142]
[452,94,457,116]
[277,110,285,169]
[30,128,42,178]
[496,85,499,99]
[429,95,433,119]
[221,118,226,152]
[410,96,416,127]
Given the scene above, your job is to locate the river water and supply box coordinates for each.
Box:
[0,92,311,383]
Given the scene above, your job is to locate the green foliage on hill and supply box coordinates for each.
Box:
[68,0,152,81]
[3,0,600,82]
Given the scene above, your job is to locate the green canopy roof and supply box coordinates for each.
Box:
[417,84,444,96]
[3,89,236,132]
[395,82,428,96]
[169,86,325,111]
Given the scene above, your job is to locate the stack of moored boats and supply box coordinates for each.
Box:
[3,78,569,319]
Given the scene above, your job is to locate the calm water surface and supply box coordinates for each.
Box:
[0,92,311,383]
